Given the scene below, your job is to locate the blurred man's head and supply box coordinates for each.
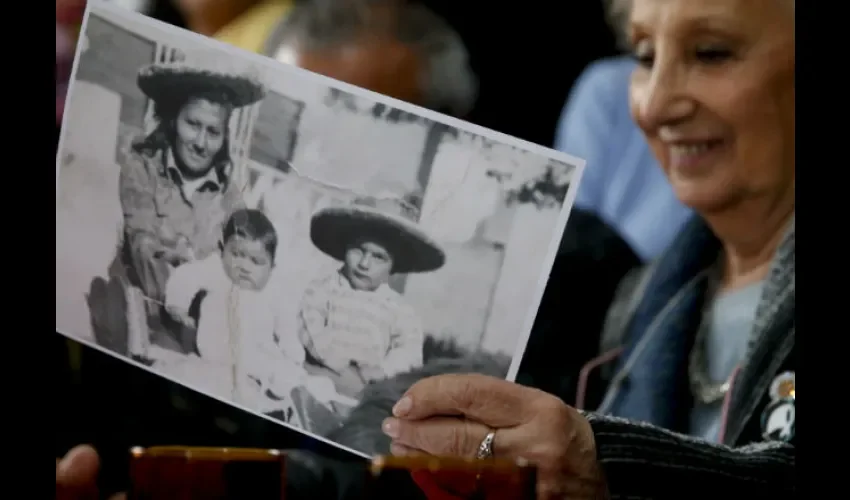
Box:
[174,0,261,36]
[267,0,477,117]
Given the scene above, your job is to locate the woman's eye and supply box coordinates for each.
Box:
[631,41,654,68]
[695,47,732,63]
[632,51,654,68]
[635,53,654,67]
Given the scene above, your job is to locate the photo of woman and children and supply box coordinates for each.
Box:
[55,3,582,456]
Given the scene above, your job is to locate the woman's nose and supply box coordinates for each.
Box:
[632,63,695,130]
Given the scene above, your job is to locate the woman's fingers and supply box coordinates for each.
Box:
[388,442,426,457]
[385,415,512,458]
[56,445,100,500]
[56,445,100,488]
[394,374,538,427]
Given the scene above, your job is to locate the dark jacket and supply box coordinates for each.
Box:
[583,215,795,498]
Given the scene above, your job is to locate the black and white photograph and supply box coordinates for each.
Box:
[55,1,584,458]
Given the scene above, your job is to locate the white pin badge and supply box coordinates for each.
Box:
[761,371,795,442]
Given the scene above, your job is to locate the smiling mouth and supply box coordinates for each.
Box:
[668,139,725,170]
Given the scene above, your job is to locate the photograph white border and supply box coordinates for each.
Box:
[55,0,586,459]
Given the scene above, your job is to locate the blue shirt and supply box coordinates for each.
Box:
[554,56,693,261]
[689,280,764,443]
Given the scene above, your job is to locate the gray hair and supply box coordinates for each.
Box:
[265,0,477,117]
[603,0,794,51]
[603,0,631,51]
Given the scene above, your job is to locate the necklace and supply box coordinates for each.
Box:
[687,261,731,405]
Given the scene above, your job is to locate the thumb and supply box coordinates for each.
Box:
[56,445,101,500]
[57,445,100,487]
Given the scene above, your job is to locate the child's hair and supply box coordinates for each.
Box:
[222,209,278,263]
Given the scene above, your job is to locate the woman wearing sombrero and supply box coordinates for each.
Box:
[88,53,266,356]
[295,194,445,427]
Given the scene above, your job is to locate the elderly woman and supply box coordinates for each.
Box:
[88,56,265,355]
[373,0,795,497]
[58,0,794,497]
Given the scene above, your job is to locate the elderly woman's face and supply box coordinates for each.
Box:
[629,0,794,213]
[173,97,229,176]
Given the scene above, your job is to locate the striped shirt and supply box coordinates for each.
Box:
[297,271,424,380]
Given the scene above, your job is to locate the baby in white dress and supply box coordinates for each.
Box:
[160,209,306,411]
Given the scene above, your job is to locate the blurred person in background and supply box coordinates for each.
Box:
[553,0,693,262]
[264,0,477,117]
[59,0,475,120]
[173,0,295,53]
[170,0,475,117]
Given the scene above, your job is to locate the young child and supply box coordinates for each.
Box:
[300,195,446,400]
[161,208,305,410]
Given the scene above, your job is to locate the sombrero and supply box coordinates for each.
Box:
[137,52,266,108]
[310,195,445,275]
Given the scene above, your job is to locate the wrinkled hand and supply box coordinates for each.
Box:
[382,374,607,500]
[56,445,125,500]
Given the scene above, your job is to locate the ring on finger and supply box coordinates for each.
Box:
[476,430,497,460]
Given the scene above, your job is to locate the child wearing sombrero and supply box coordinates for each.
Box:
[299,195,446,401]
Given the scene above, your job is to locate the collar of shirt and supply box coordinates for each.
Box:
[162,148,226,202]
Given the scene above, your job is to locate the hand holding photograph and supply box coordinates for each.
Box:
[55,0,585,458]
